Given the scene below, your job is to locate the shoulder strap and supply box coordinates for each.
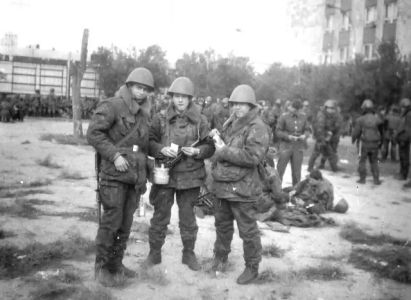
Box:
[115,117,140,147]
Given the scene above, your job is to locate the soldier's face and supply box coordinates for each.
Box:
[173,93,190,113]
[231,102,251,118]
[325,107,336,114]
[130,83,150,103]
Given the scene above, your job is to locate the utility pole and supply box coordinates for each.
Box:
[71,29,89,138]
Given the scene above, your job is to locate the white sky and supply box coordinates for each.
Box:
[1,0,309,73]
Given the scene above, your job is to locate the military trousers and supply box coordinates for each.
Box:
[381,130,397,161]
[214,199,261,267]
[398,140,410,179]
[148,186,199,252]
[358,147,379,180]
[277,148,304,186]
[96,180,140,270]
[308,142,338,171]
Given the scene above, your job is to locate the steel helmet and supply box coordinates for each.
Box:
[324,99,336,108]
[126,67,154,89]
[333,198,349,213]
[168,77,194,97]
[229,84,256,106]
[400,98,411,107]
[361,99,374,109]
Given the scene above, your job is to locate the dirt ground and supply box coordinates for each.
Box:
[0,118,411,300]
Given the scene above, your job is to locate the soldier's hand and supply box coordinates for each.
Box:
[181,147,200,157]
[161,147,178,158]
[114,155,129,172]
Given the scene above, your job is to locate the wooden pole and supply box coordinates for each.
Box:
[71,29,89,138]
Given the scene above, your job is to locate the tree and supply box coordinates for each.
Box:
[135,45,170,89]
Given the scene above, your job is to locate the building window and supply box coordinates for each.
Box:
[342,11,351,30]
[363,43,375,60]
[385,1,398,23]
[326,15,334,31]
[366,5,377,24]
[340,47,349,63]
[324,50,333,64]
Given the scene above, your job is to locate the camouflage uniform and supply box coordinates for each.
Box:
[87,85,150,274]
[276,111,310,185]
[293,176,334,214]
[352,110,383,183]
[308,110,342,172]
[148,103,214,261]
[211,107,269,270]
[382,109,401,161]
[397,106,411,181]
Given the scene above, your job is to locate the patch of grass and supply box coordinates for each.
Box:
[26,199,55,206]
[300,264,346,281]
[27,268,115,300]
[262,243,285,258]
[402,197,411,204]
[40,134,89,146]
[0,229,17,239]
[48,209,98,223]
[21,140,31,144]
[0,201,42,219]
[349,246,411,284]
[0,188,53,198]
[59,170,88,180]
[256,264,345,285]
[0,231,95,279]
[36,155,63,169]
[340,222,410,247]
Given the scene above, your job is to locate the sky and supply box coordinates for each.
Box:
[1,0,311,73]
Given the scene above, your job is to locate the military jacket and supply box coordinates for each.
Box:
[397,107,411,142]
[211,107,270,202]
[276,111,310,150]
[87,85,150,182]
[352,112,383,148]
[313,110,342,143]
[149,102,214,190]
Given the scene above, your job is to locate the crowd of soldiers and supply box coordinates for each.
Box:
[0,88,98,122]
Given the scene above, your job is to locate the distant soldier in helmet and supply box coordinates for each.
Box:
[381,104,401,161]
[351,99,384,185]
[210,84,270,285]
[87,67,155,286]
[276,99,310,186]
[212,97,230,132]
[396,98,411,188]
[308,99,342,172]
[145,77,215,271]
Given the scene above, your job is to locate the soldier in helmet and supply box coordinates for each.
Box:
[87,67,154,286]
[396,98,411,188]
[351,99,384,185]
[145,77,215,270]
[308,99,342,172]
[210,84,270,285]
[382,104,401,161]
[276,99,310,186]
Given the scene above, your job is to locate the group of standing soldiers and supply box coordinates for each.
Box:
[86,66,411,288]
[87,67,269,287]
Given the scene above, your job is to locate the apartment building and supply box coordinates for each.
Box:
[323,0,411,63]
[289,0,411,64]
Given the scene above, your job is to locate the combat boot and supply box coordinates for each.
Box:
[143,250,162,268]
[373,178,382,185]
[211,254,228,272]
[356,178,366,184]
[116,263,137,278]
[403,181,411,189]
[236,265,259,285]
[95,266,127,287]
[182,250,201,271]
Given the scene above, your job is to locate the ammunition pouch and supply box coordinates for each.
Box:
[100,147,147,185]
